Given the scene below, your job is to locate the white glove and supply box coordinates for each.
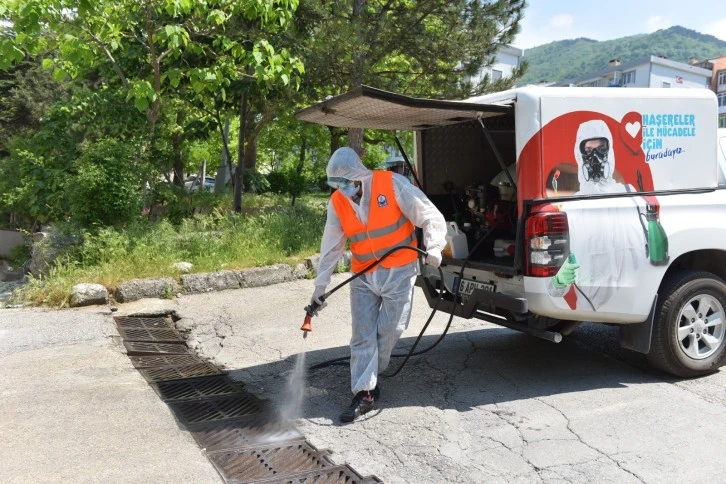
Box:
[425,248,442,268]
[309,285,328,316]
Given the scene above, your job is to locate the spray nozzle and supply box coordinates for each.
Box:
[301,313,312,337]
[302,295,326,337]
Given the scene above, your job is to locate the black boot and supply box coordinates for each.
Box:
[340,391,375,422]
[371,385,381,401]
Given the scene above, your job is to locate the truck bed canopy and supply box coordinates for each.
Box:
[295,85,511,130]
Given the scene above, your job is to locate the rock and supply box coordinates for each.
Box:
[305,254,320,271]
[292,263,309,279]
[0,281,23,303]
[342,250,353,267]
[171,261,193,273]
[181,270,241,294]
[0,260,23,282]
[28,226,80,276]
[70,283,109,307]
[238,264,293,288]
[115,278,179,303]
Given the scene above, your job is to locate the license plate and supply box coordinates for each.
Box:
[458,278,496,302]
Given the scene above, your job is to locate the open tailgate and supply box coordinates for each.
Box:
[295,85,511,130]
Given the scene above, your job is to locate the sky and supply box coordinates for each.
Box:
[514,0,725,49]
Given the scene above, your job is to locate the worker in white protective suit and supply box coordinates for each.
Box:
[548,120,648,311]
[311,147,446,422]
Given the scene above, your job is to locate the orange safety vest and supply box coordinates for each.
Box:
[331,170,418,273]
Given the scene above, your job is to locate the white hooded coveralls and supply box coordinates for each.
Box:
[548,120,648,310]
[314,148,447,394]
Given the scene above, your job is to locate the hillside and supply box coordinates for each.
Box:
[519,26,726,85]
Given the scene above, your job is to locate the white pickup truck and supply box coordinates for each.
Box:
[297,86,726,377]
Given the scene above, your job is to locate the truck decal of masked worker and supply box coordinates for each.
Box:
[546,119,667,311]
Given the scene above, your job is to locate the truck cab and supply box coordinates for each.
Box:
[297,86,726,377]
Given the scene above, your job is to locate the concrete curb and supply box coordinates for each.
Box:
[107,251,352,304]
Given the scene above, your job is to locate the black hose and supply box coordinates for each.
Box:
[381,217,504,377]
[573,283,597,312]
[316,245,431,303]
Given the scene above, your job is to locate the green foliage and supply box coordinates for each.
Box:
[68,139,143,227]
[0,59,69,155]
[78,226,131,266]
[0,100,83,224]
[520,26,726,85]
[9,243,31,267]
[265,171,287,194]
[243,169,271,193]
[291,0,526,100]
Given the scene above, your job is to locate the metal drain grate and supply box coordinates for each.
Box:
[187,415,304,452]
[114,316,172,329]
[117,327,184,343]
[253,465,382,484]
[170,394,263,424]
[207,441,332,483]
[130,354,205,368]
[138,362,222,382]
[153,375,244,402]
[124,341,190,356]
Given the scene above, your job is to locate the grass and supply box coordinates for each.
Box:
[15,194,329,307]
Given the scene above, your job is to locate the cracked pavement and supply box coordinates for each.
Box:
[68,274,726,482]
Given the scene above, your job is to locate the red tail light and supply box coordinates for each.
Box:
[525,210,570,277]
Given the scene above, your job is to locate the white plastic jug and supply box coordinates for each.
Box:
[442,221,469,259]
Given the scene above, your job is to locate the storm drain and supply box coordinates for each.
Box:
[206,441,333,483]
[254,466,382,484]
[152,375,245,402]
[187,415,304,453]
[117,326,185,343]
[130,354,206,369]
[114,315,173,329]
[169,394,263,424]
[116,313,381,483]
[123,341,191,356]
[138,362,223,382]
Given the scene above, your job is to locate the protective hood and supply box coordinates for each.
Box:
[326,147,372,181]
[574,120,618,194]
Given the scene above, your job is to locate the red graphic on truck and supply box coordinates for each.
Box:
[519,112,668,310]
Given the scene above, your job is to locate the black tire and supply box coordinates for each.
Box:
[648,270,726,377]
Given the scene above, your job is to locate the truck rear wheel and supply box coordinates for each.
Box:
[648,271,726,377]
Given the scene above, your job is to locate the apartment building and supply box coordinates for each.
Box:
[471,45,524,85]
[698,56,726,128]
[556,55,712,90]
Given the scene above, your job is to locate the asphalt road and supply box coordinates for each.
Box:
[2,274,725,483]
[159,274,726,484]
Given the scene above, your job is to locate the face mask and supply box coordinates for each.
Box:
[580,139,611,183]
[339,183,359,199]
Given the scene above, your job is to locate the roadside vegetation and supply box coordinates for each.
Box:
[0,1,526,306]
[17,194,327,307]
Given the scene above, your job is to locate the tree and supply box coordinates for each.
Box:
[3,0,304,211]
[290,0,526,152]
[0,57,68,156]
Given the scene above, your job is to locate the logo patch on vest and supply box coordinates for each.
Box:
[377,194,388,207]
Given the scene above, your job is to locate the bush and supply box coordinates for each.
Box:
[243,169,271,194]
[69,139,143,227]
[266,171,287,194]
[264,168,313,200]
